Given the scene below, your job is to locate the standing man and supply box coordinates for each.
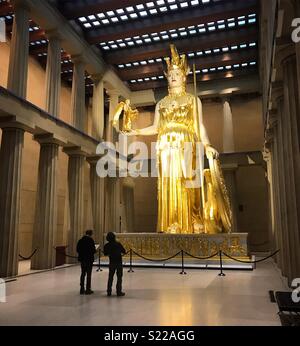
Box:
[76,230,96,295]
[104,232,126,297]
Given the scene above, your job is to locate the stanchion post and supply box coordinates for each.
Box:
[128,249,134,273]
[180,250,187,275]
[96,248,103,272]
[218,250,226,277]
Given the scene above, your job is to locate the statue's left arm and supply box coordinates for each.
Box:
[194,97,219,158]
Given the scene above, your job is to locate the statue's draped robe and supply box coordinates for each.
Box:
[156,93,232,234]
[157,93,203,234]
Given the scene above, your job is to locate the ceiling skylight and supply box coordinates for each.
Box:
[99,14,257,51]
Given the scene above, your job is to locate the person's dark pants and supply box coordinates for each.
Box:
[107,263,123,294]
[80,261,93,291]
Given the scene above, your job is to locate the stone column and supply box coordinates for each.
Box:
[71,57,86,132]
[275,93,293,280]
[7,1,29,98]
[88,157,105,247]
[294,0,300,111]
[31,135,59,270]
[222,98,235,153]
[104,91,121,234]
[266,105,289,273]
[45,31,62,117]
[0,127,24,277]
[105,177,121,234]
[106,90,119,143]
[263,147,275,253]
[121,178,135,233]
[63,147,86,263]
[91,75,105,140]
[281,52,300,280]
[270,116,285,270]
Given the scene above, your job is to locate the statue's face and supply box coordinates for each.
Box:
[167,68,185,88]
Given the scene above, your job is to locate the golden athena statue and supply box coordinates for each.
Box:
[113,45,232,234]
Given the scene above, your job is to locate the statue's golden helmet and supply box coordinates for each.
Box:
[164,44,190,76]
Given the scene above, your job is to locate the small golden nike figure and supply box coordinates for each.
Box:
[112,99,139,132]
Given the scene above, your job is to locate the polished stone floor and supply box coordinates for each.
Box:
[0,259,288,326]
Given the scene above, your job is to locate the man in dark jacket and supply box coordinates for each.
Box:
[103,232,126,297]
[76,230,96,295]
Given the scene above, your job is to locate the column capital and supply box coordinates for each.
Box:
[106,89,120,98]
[0,115,34,132]
[221,96,231,103]
[33,133,66,146]
[71,55,86,66]
[44,29,62,41]
[87,155,102,165]
[63,146,87,157]
[91,73,104,83]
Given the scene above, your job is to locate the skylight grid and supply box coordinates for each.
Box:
[129,60,257,84]
[117,42,257,69]
[99,14,257,51]
[77,0,223,29]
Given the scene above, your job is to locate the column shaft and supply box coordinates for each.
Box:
[282,56,300,279]
[92,77,104,140]
[122,180,135,233]
[265,147,276,253]
[31,142,58,270]
[276,100,293,279]
[89,162,105,246]
[71,61,86,131]
[7,4,29,98]
[67,154,85,262]
[45,35,61,117]
[222,100,235,153]
[106,92,119,143]
[0,128,24,277]
[105,177,121,234]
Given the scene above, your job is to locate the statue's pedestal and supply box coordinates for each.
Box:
[115,233,248,259]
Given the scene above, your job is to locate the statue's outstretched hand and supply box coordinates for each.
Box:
[205,145,219,159]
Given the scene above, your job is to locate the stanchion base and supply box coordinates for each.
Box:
[128,269,134,273]
[218,273,226,277]
[180,272,187,275]
[96,268,103,272]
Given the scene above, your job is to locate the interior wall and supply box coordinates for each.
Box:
[0,40,93,256]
